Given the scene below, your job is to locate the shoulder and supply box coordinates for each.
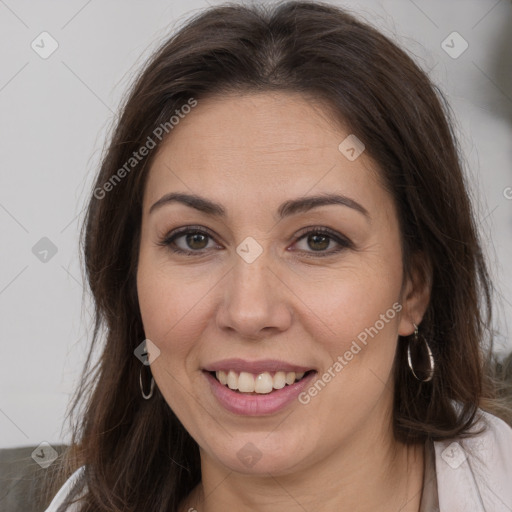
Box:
[433,409,512,511]
[44,466,87,512]
[453,408,512,464]
[475,408,512,446]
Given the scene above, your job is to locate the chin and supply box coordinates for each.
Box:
[206,431,313,476]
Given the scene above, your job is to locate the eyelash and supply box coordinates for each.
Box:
[157,225,353,258]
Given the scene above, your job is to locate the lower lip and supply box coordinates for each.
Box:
[203,370,317,416]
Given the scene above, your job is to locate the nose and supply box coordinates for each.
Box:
[216,248,292,340]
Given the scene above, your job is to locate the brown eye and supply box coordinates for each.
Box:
[183,232,209,250]
[306,233,331,251]
[158,226,219,255]
[293,227,352,257]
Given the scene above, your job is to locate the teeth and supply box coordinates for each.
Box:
[285,372,296,385]
[273,371,286,389]
[227,370,238,390]
[214,369,308,394]
[254,372,273,393]
[238,372,255,392]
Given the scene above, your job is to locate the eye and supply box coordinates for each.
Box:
[157,225,220,255]
[292,226,353,258]
[157,225,353,257]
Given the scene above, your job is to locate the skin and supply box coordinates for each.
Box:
[136,91,432,512]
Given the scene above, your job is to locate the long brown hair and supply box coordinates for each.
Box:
[43,1,511,510]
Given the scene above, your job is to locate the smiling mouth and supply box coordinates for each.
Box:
[208,369,316,394]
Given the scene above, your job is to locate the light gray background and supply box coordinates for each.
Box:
[1,0,511,449]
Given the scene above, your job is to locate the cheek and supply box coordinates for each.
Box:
[301,249,403,397]
[136,248,222,369]
[293,260,403,439]
[309,256,402,344]
[136,254,208,416]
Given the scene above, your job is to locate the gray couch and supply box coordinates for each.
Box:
[0,445,67,512]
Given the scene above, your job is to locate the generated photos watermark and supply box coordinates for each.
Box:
[298,301,403,404]
[94,97,197,200]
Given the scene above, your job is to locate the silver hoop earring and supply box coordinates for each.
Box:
[139,365,155,400]
[407,323,435,382]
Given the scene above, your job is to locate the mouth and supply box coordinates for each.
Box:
[206,369,316,395]
[202,362,318,416]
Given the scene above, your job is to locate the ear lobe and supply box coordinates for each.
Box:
[397,251,432,336]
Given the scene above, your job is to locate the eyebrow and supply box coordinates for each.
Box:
[149,192,370,221]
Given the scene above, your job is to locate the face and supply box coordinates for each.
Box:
[136,91,426,476]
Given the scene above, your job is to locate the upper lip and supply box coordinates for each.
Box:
[203,358,315,374]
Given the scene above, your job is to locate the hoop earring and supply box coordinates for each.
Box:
[407,323,435,382]
[139,365,155,400]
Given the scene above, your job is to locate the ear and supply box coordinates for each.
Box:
[397,251,432,337]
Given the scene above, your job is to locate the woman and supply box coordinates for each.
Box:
[43,1,512,511]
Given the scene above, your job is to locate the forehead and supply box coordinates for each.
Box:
[144,92,385,216]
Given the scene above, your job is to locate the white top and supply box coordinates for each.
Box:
[430,409,512,511]
[44,465,85,512]
[45,409,512,511]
